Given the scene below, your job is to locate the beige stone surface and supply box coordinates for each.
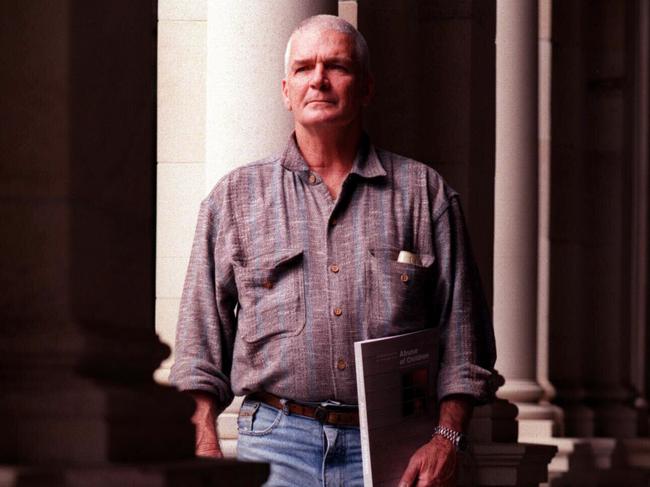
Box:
[539,0,552,40]
[157,256,190,298]
[156,296,181,345]
[157,20,206,163]
[218,413,239,439]
[338,0,357,27]
[156,162,205,258]
[225,396,245,414]
[159,0,207,20]
[221,439,238,458]
[205,0,337,189]
[494,0,542,402]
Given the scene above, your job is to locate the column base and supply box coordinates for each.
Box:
[516,402,563,440]
[497,379,546,404]
[551,468,650,487]
[470,399,519,443]
[592,404,639,438]
[621,438,650,469]
[0,459,269,487]
[466,400,557,486]
[549,441,650,487]
[559,403,596,437]
[459,442,557,487]
[543,438,650,487]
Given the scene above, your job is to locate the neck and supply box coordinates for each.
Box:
[294,121,362,177]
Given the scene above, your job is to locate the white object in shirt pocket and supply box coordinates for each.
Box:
[366,247,435,337]
[233,247,305,343]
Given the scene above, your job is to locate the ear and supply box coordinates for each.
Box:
[360,73,374,107]
[281,78,292,111]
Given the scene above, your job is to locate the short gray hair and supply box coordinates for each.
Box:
[284,15,370,79]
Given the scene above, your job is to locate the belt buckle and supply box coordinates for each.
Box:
[314,406,329,423]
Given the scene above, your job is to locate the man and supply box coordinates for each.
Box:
[170,14,496,487]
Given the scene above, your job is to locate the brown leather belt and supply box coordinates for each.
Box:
[247,391,359,427]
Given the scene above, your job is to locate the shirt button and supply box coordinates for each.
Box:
[337,358,347,370]
[263,279,274,289]
[308,174,317,184]
[400,273,409,283]
[330,264,340,273]
[333,307,343,317]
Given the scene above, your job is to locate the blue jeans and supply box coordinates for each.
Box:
[236,399,364,487]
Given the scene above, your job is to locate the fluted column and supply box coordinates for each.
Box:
[494,0,557,436]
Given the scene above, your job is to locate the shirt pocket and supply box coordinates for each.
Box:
[366,248,435,337]
[233,247,306,344]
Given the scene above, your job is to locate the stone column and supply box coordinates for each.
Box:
[357,2,558,485]
[577,0,638,439]
[547,0,595,439]
[549,0,638,441]
[204,0,339,454]
[494,0,558,438]
[358,0,496,300]
[0,2,267,484]
[206,0,338,187]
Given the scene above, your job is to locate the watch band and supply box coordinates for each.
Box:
[432,425,468,452]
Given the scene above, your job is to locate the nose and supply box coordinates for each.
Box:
[309,63,328,89]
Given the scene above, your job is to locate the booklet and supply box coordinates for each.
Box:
[354,328,439,487]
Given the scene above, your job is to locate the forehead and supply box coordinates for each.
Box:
[289,28,356,62]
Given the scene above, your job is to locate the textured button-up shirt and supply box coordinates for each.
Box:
[170,134,496,410]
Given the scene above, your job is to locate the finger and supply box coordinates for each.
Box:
[398,458,420,487]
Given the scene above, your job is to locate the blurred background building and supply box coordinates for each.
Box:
[2,0,649,485]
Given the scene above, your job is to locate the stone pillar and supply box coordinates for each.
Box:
[358,0,496,300]
[577,0,638,440]
[536,0,557,409]
[203,0,339,454]
[358,2,558,485]
[494,0,557,438]
[546,1,650,484]
[549,0,639,441]
[206,0,338,187]
[547,0,595,438]
[0,1,267,484]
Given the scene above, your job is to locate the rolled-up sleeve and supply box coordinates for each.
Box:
[169,191,238,411]
[432,196,497,404]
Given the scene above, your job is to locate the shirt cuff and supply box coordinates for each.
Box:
[437,363,498,405]
[169,360,235,411]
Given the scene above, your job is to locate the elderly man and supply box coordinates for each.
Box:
[170,14,496,487]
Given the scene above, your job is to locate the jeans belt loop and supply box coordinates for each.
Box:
[279,398,291,416]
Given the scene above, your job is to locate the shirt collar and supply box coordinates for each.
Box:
[280,132,387,180]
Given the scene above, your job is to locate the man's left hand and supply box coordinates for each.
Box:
[398,435,457,487]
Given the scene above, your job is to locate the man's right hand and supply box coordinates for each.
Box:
[189,391,224,458]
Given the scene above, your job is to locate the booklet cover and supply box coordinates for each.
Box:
[354,328,439,487]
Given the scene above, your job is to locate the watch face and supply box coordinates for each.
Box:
[457,435,469,452]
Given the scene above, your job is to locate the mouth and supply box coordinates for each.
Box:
[307,100,335,105]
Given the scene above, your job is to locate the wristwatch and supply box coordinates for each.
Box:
[432,425,469,452]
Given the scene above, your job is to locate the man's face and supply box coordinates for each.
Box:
[282,28,372,130]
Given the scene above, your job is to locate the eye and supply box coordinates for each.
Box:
[327,63,348,72]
